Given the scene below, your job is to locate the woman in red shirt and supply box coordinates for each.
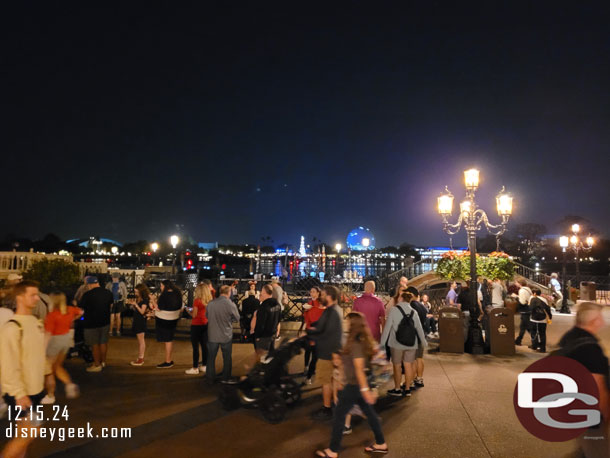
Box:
[302,286,325,384]
[42,292,83,404]
[185,283,212,375]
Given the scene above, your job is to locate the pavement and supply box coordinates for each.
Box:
[2,304,610,458]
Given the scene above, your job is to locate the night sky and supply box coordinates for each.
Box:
[4,3,610,248]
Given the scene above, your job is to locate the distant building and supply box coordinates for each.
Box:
[198,242,219,250]
[347,226,375,251]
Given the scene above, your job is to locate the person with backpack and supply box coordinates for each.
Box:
[528,287,551,353]
[106,272,128,336]
[380,291,427,397]
[514,280,533,346]
[407,287,428,389]
[0,281,45,458]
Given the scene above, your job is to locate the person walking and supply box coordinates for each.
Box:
[408,288,428,389]
[250,284,282,361]
[352,281,386,342]
[80,276,113,372]
[186,283,212,375]
[556,302,609,457]
[106,272,128,336]
[41,292,83,404]
[307,286,344,420]
[206,285,240,383]
[514,280,533,346]
[0,281,46,458]
[529,287,552,353]
[128,284,151,366]
[301,286,325,384]
[315,312,388,458]
[153,280,183,368]
[380,291,427,397]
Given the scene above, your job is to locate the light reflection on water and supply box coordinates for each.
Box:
[253,259,405,278]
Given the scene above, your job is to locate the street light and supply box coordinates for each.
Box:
[111,246,118,255]
[562,225,594,291]
[170,235,180,274]
[362,238,370,277]
[559,236,570,313]
[335,243,342,275]
[437,168,512,354]
[151,242,159,266]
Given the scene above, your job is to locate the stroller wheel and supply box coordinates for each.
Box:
[219,385,241,411]
[260,391,287,424]
[280,380,301,406]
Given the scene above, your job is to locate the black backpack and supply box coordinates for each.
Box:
[530,298,548,321]
[395,305,418,347]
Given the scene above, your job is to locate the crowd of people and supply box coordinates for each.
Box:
[0,271,608,457]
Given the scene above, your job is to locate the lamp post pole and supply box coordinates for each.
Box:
[560,244,570,314]
[563,225,594,301]
[437,169,512,355]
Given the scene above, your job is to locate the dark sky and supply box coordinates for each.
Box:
[4,3,610,248]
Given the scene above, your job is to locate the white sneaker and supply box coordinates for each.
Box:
[65,383,80,399]
[41,395,56,404]
[101,362,106,368]
[185,367,199,375]
[198,365,207,374]
[305,378,313,385]
[86,364,103,373]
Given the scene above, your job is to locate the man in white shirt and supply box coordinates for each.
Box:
[490,278,505,308]
[515,280,533,346]
[549,273,563,309]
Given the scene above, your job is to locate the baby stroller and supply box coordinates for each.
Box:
[219,336,308,423]
[66,315,93,364]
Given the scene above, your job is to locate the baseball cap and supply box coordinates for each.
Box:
[86,276,99,284]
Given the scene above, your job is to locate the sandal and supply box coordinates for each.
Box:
[315,450,338,457]
[365,444,389,454]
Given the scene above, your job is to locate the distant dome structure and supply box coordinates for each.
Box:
[346,227,375,251]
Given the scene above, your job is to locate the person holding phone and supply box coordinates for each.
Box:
[129,284,151,366]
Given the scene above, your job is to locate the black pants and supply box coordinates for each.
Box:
[329,384,385,453]
[190,324,208,368]
[516,312,531,343]
[304,345,318,378]
[531,322,547,351]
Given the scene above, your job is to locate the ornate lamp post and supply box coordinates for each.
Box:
[563,224,594,291]
[437,168,513,354]
[170,235,180,275]
[362,237,370,277]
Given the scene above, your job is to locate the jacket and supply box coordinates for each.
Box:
[306,304,343,360]
[380,301,427,351]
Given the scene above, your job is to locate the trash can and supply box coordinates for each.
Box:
[439,306,464,353]
[489,307,515,356]
[580,282,597,301]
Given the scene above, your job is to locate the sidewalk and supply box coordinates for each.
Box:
[3,305,608,457]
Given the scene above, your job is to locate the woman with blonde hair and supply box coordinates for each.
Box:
[41,292,83,404]
[315,312,388,457]
[129,284,151,366]
[185,282,212,375]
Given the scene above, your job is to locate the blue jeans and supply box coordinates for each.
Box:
[207,341,232,382]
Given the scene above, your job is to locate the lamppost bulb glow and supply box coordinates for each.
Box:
[335,243,342,251]
[170,235,179,249]
[559,236,569,248]
[586,236,594,247]
[571,223,580,234]
[362,238,370,248]
[570,235,578,245]
[464,168,480,190]
[460,200,472,215]
[151,242,159,252]
[111,246,118,254]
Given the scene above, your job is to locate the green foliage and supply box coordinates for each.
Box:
[436,251,515,281]
[23,258,81,293]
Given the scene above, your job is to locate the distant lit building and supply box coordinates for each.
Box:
[415,246,466,261]
[347,227,375,251]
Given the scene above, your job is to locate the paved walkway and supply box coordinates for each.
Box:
[2,304,609,457]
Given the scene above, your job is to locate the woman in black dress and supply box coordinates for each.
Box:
[129,283,151,366]
[152,280,183,368]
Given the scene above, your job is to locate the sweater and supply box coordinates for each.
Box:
[0,314,45,398]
